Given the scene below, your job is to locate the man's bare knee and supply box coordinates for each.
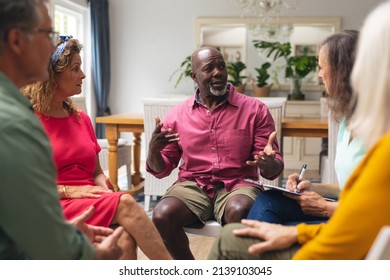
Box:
[224,195,254,223]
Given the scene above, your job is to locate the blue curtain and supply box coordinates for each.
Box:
[88,0,111,138]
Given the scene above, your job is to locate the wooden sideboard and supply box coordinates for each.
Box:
[283,100,325,171]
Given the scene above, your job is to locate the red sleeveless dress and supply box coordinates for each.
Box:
[39,111,124,227]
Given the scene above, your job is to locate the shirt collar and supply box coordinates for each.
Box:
[193,83,234,106]
[0,71,34,112]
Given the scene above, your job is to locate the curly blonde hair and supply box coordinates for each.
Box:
[21,38,83,118]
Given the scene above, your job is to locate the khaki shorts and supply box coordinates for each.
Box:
[162,181,261,225]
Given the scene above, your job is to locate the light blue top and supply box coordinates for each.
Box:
[334,119,366,189]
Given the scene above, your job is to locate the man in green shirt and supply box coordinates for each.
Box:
[0,0,123,259]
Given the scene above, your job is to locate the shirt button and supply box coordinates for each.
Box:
[211,128,214,132]
[211,147,215,150]
[213,162,217,165]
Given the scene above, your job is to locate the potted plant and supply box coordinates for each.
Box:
[169,55,192,88]
[253,62,272,97]
[253,40,318,100]
[227,61,247,93]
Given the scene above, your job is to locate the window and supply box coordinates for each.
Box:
[54,4,83,39]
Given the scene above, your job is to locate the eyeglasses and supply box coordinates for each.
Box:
[36,28,60,45]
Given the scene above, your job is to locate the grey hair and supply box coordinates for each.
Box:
[0,0,47,52]
[349,0,390,149]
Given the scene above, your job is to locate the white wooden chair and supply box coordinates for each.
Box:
[254,97,287,187]
[71,97,132,189]
[96,139,132,189]
[143,96,285,237]
[366,226,390,260]
[143,97,185,212]
[254,97,287,117]
[320,98,340,184]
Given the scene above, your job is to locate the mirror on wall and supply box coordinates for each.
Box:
[195,17,340,91]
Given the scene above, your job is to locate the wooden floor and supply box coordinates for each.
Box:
[137,235,216,260]
[114,165,320,260]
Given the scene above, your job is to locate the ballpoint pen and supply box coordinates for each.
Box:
[295,164,307,193]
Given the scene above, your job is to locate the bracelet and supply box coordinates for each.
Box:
[62,185,69,198]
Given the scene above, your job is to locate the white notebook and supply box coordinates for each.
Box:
[243,178,336,202]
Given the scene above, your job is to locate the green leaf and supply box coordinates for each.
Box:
[170,55,192,88]
[254,62,271,87]
[227,61,247,86]
[253,40,318,80]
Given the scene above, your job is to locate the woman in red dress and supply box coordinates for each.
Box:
[22,36,171,260]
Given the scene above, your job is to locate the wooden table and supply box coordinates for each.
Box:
[282,117,328,138]
[96,113,144,193]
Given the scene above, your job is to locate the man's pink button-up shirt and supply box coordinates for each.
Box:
[146,85,283,197]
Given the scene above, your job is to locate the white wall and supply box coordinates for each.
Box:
[109,0,385,114]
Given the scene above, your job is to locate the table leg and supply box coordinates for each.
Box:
[105,124,120,192]
[132,132,143,186]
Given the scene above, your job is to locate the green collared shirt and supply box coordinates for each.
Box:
[0,72,94,259]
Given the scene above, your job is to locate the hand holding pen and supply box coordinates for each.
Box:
[294,164,307,193]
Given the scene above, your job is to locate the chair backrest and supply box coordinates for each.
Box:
[319,97,341,184]
[143,96,286,199]
[143,97,187,198]
[253,97,286,147]
[366,226,390,260]
[71,96,87,112]
[254,97,287,117]
[254,97,286,187]
[327,110,340,184]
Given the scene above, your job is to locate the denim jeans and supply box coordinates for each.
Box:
[247,190,329,225]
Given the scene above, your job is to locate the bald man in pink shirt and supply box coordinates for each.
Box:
[147,46,284,259]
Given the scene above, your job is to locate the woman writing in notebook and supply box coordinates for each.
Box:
[247,30,366,225]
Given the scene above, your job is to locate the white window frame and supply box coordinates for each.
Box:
[55,5,83,39]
